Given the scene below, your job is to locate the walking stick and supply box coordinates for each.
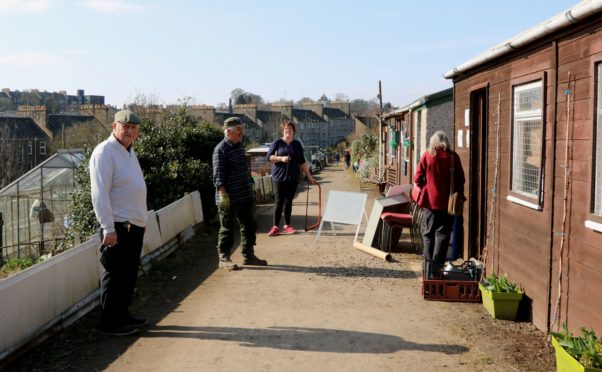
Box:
[304,182,321,232]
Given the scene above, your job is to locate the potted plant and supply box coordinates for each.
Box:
[551,324,602,371]
[479,272,523,320]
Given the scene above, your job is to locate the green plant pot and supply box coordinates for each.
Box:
[479,283,523,320]
[552,336,602,372]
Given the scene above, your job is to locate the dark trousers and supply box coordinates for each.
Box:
[217,199,257,259]
[273,180,298,227]
[99,222,145,329]
[421,208,453,265]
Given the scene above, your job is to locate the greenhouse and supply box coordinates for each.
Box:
[0,149,84,260]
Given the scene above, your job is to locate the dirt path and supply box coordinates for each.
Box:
[7,165,556,371]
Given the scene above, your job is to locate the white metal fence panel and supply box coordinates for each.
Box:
[0,236,100,355]
[156,194,196,244]
[142,210,162,257]
[189,191,204,225]
[0,192,203,361]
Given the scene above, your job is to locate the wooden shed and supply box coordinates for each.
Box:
[445,0,602,334]
[382,88,453,187]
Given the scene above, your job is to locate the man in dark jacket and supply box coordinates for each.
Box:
[212,117,267,270]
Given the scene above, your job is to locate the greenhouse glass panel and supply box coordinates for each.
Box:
[0,149,83,260]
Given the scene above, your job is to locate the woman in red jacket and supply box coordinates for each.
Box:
[414,131,465,271]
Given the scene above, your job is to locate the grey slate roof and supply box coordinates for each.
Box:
[323,107,350,120]
[256,110,290,124]
[47,114,95,135]
[292,109,326,122]
[0,116,51,139]
[214,112,261,129]
[355,115,380,127]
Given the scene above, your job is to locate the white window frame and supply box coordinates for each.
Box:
[27,141,33,155]
[39,141,46,155]
[587,59,602,229]
[592,62,602,217]
[17,146,24,163]
[510,80,544,203]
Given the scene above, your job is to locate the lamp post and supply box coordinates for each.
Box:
[377,81,384,173]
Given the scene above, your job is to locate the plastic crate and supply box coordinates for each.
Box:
[422,276,482,302]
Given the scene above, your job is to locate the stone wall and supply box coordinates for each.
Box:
[425,100,454,146]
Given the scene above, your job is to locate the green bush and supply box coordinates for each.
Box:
[62,105,224,252]
[135,106,223,217]
[350,134,378,179]
[552,323,602,368]
[61,147,97,250]
[1,257,39,276]
[482,272,520,293]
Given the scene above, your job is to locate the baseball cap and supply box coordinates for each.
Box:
[114,109,141,125]
[223,116,244,129]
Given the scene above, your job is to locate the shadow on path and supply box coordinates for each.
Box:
[143,325,469,355]
[243,264,419,279]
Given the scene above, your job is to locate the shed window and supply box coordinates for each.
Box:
[594,63,602,216]
[511,80,543,199]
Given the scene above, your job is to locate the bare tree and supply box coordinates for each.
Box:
[51,119,109,151]
[334,93,350,102]
[0,126,25,189]
[294,97,313,106]
[230,88,264,105]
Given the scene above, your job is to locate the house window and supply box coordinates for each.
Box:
[39,141,46,154]
[593,63,602,216]
[27,141,33,155]
[511,80,543,199]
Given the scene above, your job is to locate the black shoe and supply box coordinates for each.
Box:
[127,315,148,327]
[101,324,139,336]
[243,255,268,266]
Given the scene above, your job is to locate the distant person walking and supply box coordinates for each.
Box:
[90,109,148,336]
[266,119,317,237]
[344,151,351,170]
[414,130,465,274]
[335,152,340,166]
[212,117,267,270]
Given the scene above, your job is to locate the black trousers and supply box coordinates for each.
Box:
[421,208,453,265]
[273,180,298,227]
[99,222,145,329]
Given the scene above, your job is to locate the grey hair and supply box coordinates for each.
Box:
[429,130,451,156]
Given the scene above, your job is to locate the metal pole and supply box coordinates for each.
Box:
[40,166,44,255]
[378,81,383,172]
[16,181,20,258]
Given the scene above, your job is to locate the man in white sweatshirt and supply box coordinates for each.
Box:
[90,109,148,336]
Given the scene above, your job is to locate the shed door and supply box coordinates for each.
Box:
[469,88,488,258]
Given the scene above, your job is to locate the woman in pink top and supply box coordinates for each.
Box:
[414,131,465,269]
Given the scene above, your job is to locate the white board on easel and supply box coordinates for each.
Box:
[315,191,368,242]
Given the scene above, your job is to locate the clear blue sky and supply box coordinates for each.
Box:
[0,0,580,108]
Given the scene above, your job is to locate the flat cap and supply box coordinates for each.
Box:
[223,116,244,129]
[114,109,141,125]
